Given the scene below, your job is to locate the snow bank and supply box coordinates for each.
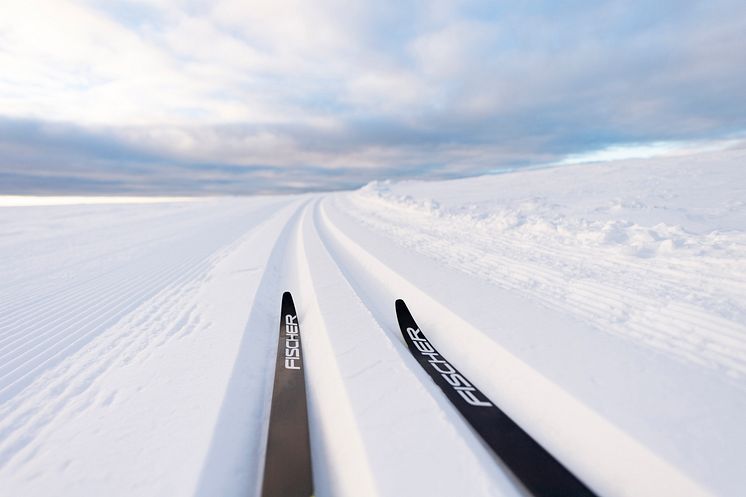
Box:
[348,150,746,380]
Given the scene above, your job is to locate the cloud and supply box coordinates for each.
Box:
[1,0,745,193]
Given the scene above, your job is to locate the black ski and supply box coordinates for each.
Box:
[261,292,314,497]
[395,299,598,497]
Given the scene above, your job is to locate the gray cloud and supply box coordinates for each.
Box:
[1,0,745,194]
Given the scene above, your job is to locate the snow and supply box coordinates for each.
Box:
[1,148,745,496]
[0,196,200,207]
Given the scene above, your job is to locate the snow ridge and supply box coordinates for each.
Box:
[351,161,746,382]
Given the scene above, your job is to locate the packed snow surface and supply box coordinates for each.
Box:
[1,149,745,496]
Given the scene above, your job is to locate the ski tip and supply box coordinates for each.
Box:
[395,299,409,318]
[282,291,293,306]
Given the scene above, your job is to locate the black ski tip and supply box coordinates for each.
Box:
[282,291,295,310]
[395,299,418,334]
[395,299,408,319]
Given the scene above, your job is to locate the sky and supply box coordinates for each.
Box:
[1,0,745,194]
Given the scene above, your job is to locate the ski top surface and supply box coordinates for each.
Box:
[261,292,314,497]
[395,299,598,497]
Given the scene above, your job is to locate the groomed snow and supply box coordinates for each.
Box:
[1,149,744,496]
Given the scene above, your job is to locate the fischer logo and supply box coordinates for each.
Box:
[406,327,491,407]
[284,314,301,370]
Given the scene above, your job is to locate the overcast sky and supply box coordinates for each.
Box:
[1,0,745,194]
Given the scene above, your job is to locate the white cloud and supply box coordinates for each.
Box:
[0,0,335,125]
[1,0,745,193]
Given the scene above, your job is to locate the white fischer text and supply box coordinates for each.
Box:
[284,314,301,370]
[406,327,491,407]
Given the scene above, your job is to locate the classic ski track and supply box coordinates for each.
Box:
[0,199,302,475]
[316,197,713,497]
[292,202,383,497]
[284,201,381,497]
[194,198,309,497]
[292,200,523,497]
[340,193,746,381]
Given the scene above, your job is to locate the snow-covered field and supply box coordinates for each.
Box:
[1,149,745,497]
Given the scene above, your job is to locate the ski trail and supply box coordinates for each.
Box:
[0,198,301,497]
[316,197,713,497]
[292,199,523,497]
[285,201,380,497]
[193,198,308,497]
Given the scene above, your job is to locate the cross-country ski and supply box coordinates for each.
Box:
[261,292,313,497]
[396,298,598,497]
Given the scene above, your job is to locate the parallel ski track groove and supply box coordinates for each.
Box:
[314,197,718,497]
[308,200,529,496]
[289,203,385,497]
